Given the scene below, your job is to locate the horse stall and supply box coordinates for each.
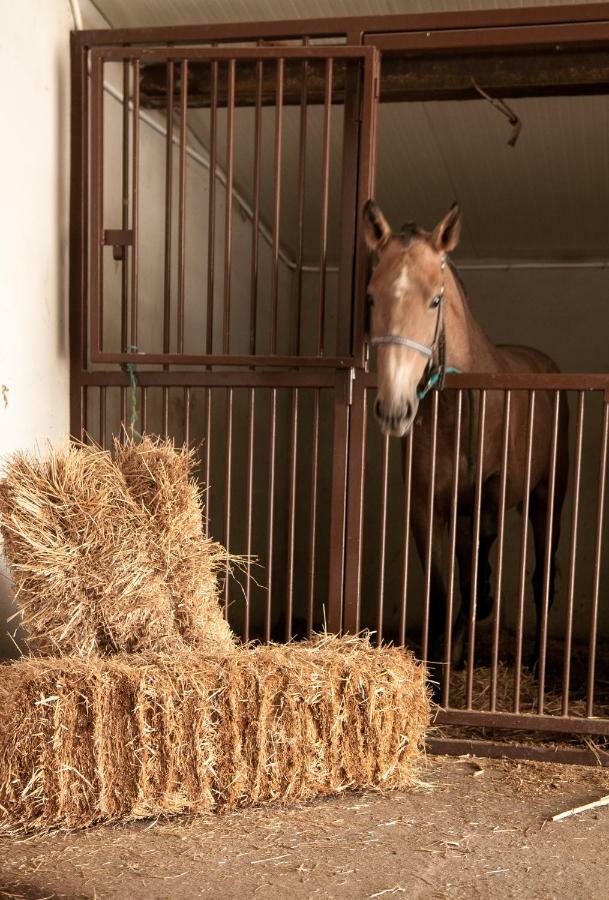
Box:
[70,5,609,767]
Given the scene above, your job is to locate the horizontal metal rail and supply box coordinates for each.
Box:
[78,370,351,388]
[91,46,375,63]
[428,737,609,767]
[435,709,609,736]
[359,371,609,392]
[75,5,609,49]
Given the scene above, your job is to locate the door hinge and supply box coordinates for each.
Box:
[344,367,355,406]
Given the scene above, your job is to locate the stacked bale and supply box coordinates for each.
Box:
[0,638,428,832]
[114,436,234,653]
[0,439,234,656]
[0,439,430,834]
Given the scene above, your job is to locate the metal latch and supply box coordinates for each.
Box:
[104,229,133,261]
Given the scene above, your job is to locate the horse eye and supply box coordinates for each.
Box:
[430,294,441,308]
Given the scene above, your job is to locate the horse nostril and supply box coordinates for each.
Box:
[404,401,412,421]
[374,398,383,419]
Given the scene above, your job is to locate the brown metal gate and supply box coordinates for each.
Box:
[70,7,609,762]
[72,34,379,641]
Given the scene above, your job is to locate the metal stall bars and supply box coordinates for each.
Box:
[87,44,378,369]
[73,37,379,642]
[342,372,609,765]
[71,6,609,761]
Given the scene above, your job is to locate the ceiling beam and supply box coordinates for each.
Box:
[139,49,609,108]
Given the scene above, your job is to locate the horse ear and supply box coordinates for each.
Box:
[362,200,392,252]
[431,203,462,253]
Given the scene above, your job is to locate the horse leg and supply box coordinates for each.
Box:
[528,478,565,673]
[451,505,498,670]
[410,503,447,697]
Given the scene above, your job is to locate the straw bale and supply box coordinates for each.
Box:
[0,440,233,657]
[0,636,429,832]
[114,436,234,653]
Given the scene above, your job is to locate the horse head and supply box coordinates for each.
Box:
[363,200,462,437]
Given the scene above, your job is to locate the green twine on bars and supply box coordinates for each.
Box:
[126,345,141,438]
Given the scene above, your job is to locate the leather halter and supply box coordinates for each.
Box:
[370,255,456,399]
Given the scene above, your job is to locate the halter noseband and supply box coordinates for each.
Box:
[370,254,458,399]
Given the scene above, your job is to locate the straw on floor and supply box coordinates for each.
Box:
[0,636,430,833]
[0,439,233,657]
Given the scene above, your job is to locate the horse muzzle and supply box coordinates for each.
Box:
[374,395,417,437]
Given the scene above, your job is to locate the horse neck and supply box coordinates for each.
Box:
[443,265,499,372]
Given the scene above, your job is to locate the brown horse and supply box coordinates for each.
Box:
[363,200,569,671]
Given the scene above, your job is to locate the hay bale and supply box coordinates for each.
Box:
[114,436,234,653]
[0,637,429,832]
[0,442,232,657]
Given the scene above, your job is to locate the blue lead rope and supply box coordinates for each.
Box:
[417,367,460,400]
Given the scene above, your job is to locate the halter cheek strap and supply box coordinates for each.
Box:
[370,254,460,399]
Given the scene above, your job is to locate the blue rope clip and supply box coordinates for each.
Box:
[417,367,460,400]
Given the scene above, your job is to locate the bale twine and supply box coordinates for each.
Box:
[0,441,233,657]
[0,637,430,833]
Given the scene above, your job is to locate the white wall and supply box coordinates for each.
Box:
[0,1,73,659]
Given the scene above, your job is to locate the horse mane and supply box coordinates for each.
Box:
[447,256,467,297]
[397,222,425,243]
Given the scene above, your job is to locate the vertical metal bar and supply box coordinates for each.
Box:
[162,387,169,437]
[318,57,333,356]
[586,397,609,716]
[177,59,188,355]
[466,389,487,709]
[490,390,511,711]
[89,54,104,355]
[514,391,536,712]
[249,58,263,355]
[120,61,130,353]
[99,386,107,449]
[342,379,367,634]
[562,391,585,716]
[223,387,233,617]
[130,58,140,349]
[163,60,174,358]
[421,390,439,665]
[398,427,414,646]
[222,59,235,355]
[204,386,212,537]
[120,386,127,437]
[183,386,191,446]
[376,433,390,646]
[442,389,463,708]
[265,388,277,641]
[537,390,561,714]
[350,50,380,364]
[285,388,299,641]
[141,386,148,434]
[270,58,284,355]
[82,386,89,442]
[206,59,218,355]
[307,389,320,637]
[244,388,255,642]
[69,33,89,441]
[327,373,352,634]
[292,52,308,354]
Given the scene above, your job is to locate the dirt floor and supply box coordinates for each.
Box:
[2,754,609,900]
